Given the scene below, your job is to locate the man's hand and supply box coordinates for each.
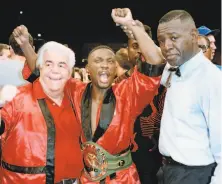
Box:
[12,25,30,46]
[121,20,145,39]
[111,8,133,26]
[0,85,18,105]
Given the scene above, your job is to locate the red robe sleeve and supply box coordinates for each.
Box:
[22,62,32,80]
[113,65,162,121]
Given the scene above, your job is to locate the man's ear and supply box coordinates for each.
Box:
[191,29,198,43]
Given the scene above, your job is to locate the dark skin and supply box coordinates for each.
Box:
[128,39,141,66]
[157,19,199,66]
[86,48,117,134]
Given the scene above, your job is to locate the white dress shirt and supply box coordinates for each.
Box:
[159,51,221,184]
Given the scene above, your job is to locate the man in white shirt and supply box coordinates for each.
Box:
[157,10,221,184]
[112,8,221,183]
[111,8,221,184]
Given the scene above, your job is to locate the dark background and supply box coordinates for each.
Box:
[0,0,221,66]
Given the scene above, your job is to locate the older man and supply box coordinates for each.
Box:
[0,41,83,184]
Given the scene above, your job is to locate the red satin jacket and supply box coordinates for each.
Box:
[21,63,161,183]
[67,67,161,184]
[0,80,83,184]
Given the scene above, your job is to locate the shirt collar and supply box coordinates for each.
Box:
[179,50,203,77]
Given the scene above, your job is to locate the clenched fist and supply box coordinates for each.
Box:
[111,8,133,26]
[12,25,30,46]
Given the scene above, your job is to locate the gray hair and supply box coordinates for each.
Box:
[36,41,75,70]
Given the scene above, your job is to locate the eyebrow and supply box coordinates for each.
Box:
[158,32,179,38]
[45,60,53,63]
[95,57,103,60]
[58,61,67,65]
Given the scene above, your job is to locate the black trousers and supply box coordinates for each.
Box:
[157,163,216,184]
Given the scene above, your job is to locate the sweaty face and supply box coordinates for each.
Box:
[39,50,71,94]
[128,39,141,66]
[207,35,217,60]
[157,19,196,66]
[87,48,116,89]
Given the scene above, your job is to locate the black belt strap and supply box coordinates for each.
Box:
[1,160,45,174]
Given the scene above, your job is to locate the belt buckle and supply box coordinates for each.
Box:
[82,142,108,181]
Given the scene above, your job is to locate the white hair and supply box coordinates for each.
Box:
[36,41,75,70]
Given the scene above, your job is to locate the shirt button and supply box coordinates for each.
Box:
[52,103,56,106]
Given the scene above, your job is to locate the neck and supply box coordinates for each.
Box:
[10,55,26,62]
[181,46,200,66]
[40,79,64,106]
[116,67,127,77]
[91,85,108,104]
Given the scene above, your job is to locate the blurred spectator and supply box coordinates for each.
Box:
[0,44,10,59]
[198,26,220,60]
[198,35,212,60]
[9,33,34,62]
[72,67,83,81]
[115,48,132,77]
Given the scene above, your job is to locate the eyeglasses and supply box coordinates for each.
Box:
[198,44,210,53]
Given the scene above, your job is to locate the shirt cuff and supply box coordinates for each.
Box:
[137,57,165,77]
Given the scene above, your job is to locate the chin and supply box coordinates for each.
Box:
[98,83,111,89]
[48,83,64,91]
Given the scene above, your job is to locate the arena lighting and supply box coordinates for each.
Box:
[37,33,42,37]
[20,11,23,14]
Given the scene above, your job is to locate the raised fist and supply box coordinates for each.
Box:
[111,8,133,26]
[12,25,30,46]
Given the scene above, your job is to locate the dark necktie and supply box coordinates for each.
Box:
[166,67,181,88]
[168,67,181,77]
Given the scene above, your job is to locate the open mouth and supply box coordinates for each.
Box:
[98,71,110,84]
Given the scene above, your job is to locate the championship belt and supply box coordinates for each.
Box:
[81,141,133,182]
